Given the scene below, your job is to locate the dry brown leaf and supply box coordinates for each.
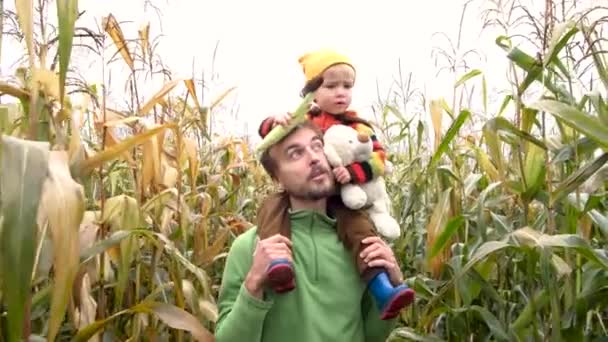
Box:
[199,299,218,323]
[139,302,214,342]
[199,228,230,266]
[102,14,134,70]
[73,273,98,341]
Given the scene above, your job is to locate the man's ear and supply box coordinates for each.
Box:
[324,145,343,167]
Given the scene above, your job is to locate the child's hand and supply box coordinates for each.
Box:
[271,112,292,127]
[333,166,351,184]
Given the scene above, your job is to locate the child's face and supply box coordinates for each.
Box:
[314,64,355,115]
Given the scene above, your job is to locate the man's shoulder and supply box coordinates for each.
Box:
[228,226,259,255]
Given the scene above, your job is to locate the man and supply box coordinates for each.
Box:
[214,121,405,341]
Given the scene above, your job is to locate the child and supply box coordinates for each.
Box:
[256,48,415,320]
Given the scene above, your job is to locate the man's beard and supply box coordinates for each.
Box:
[290,181,336,201]
[288,164,336,200]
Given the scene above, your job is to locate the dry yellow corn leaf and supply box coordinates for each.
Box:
[0,81,30,100]
[210,86,237,113]
[140,79,182,116]
[141,130,162,195]
[183,138,199,186]
[31,67,60,100]
[16,0,34,64]
[138,22,150,59]
[102,14,134,70]
[430,99,443,151]
[184,79,201,112]
[80,123,176,174]
[103,116,140,127]
[37,150,85,342]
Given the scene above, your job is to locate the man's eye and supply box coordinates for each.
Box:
[289,149,303,159]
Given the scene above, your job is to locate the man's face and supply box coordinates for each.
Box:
[270,127,336,200]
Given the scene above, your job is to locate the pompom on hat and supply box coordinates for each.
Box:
[298,48,355,82]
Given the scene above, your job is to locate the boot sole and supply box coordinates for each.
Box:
[380,288,415,320]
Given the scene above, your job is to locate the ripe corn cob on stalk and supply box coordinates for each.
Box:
[255,93,316,155]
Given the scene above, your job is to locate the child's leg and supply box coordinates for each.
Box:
[256,191,295,293]
[330,197,415,320]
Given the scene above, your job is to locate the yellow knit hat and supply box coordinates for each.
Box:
[298,48,355,82]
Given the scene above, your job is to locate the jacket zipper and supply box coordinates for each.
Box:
[310,215,319,282]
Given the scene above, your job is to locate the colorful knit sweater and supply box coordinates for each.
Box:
[258,110,387,184]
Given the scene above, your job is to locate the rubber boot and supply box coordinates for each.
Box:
[266,258,295,293]
[369,272,415,320]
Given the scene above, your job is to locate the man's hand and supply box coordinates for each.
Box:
[333,166,351,184]
[245,234,293,299]
[360,236,403,285]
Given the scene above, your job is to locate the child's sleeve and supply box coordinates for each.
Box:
[258,116,276,138]
[345,124,388,184]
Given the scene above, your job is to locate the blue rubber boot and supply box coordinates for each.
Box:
[369,271,415,320]
[266,258,295,293]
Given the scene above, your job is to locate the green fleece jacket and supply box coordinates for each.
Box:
[214,209,397,342]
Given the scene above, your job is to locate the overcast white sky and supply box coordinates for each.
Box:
[2,0,602,140]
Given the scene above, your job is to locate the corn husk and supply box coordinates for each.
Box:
[255,93,315,155]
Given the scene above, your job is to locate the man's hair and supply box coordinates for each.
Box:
[260,121,323,180]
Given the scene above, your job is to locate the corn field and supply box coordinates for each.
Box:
[0,0,607,341]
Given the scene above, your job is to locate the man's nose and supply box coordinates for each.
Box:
[306,147,321,163]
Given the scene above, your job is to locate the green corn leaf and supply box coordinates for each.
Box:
[56,0,78,105]
[588,91,608,126]
[552,152,608,204]
[429,215,464,258]
[470,305,509,341]
[484,117,547,150]
[522,143,546,200]
[427,110,470,172]
[0,135,49,342]
[454,69,482,88]
[530,99,608,149]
